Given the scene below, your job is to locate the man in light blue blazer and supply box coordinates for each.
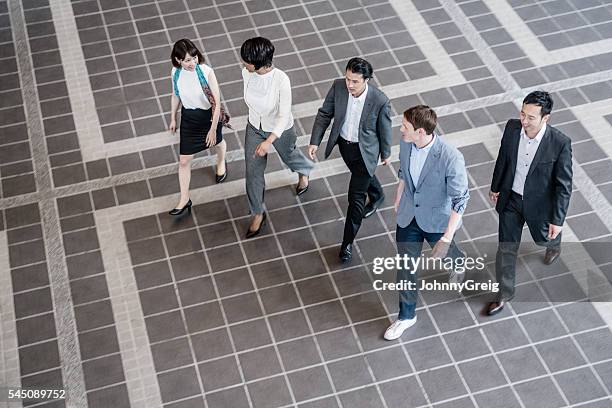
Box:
[384,105,470,340]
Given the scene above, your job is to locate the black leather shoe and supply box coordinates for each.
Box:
[169,199,192,216]
[296,183,309,196]
[246,212,266,239]
[543,246,561,265]
[339,243,352,263]
[215,161,227,183]
[363,196,385,219]
[486,296,513,316]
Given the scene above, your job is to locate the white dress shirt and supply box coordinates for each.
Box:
[242,67,293,138]
[340,84,369,142]
[171,64,213,110]
[410,134,436,187]
[512,123,547,195]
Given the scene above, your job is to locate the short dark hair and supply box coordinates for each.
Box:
[523,91,553,116]
[170,39,204,68]
[345,57,373,79]
[241,37,274,70]
[403,105,437,135]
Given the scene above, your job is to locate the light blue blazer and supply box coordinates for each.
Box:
[397,136,470,233]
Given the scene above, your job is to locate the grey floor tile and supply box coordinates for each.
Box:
[231,318,272,352]
[11,262,49,292]
[158,366,201,403]
[419,365,467,403]
[366,345,412,381]
[14,287,53,319]
[183,302,224,333]
[519,309,567,341]
[328,356,372,391]
[16,313,56,347]
[567,213,610,240]
[260,283,301,314]
[443,327,489,361]
[482,319,530,351]
[134,261,172,291]
[306,300,350,333]
[221,292,262,323]
[287,366,333,402]
[537,337,586,372]
[239,346,282,381]
[556,302,606,332]
[474,386,522,408]
[406,336,452,371]
[150,337,192,372]
[214,268,253,297]
[514,377,566,408]
[379,375,428,407]
[87,384,131,408]
[498,346,547,382]
[207,386,249,408]
[316,327,361,361]
[247,376,293,408]
[82,353,125,389]
[339,386,385,408]
[555,367,607,405]
[575,328,612,363]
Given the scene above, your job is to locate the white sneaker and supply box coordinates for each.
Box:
[383,317,417,340]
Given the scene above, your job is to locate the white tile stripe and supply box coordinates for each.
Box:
[389,0,466,86]
[8,0,88,406]
[95,213,163,408]
[487,0,612,66]
[49,0,104,163]
[0,231,22,408]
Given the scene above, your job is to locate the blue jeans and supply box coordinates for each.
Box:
[396,218,464,320]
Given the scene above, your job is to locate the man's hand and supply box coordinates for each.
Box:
[169,118,177,134]
[489,191,500,204]
[381,157,391,166]
[548,223,562,240]
[431,238,450,259]
[308,144,318,160]
[255,140,272,157]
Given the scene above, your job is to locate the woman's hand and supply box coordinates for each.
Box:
[205,129,217,147]
[169,118,177,134]
[255,140,272,157]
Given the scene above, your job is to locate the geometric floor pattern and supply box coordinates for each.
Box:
[1,0,612,407]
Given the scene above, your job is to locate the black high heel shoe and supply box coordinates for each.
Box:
[169,199,192,216]
[216,161,227,183]
[246,212,266,239]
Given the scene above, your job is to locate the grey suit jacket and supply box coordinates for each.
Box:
[397,136,470,233]
[309,79,392,176]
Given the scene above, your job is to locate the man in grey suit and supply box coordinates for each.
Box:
[308,58,392,262]
[384,105,469,340]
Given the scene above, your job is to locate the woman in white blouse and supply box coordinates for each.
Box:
[241,37,314,238]
[168,39,228,216]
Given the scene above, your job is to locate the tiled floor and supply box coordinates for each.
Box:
[1,0,612,407]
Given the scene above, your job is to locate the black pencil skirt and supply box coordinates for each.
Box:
[179,107,223,155]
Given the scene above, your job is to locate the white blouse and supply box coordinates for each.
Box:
[242,67,293,137]
[171,64,214,110]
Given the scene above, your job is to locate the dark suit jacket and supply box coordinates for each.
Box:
[491,119,573,226]
[309,79,392,176]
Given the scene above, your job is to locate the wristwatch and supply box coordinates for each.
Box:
[439,236,452,244]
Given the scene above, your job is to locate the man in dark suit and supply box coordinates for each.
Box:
[488,91,573,315]
[308,57,392,262]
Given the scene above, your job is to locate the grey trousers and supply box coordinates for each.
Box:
[245,122,314,214]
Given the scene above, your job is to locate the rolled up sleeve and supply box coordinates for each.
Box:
[446,153,470,214]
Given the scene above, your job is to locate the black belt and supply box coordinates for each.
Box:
[339,137,359,145]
